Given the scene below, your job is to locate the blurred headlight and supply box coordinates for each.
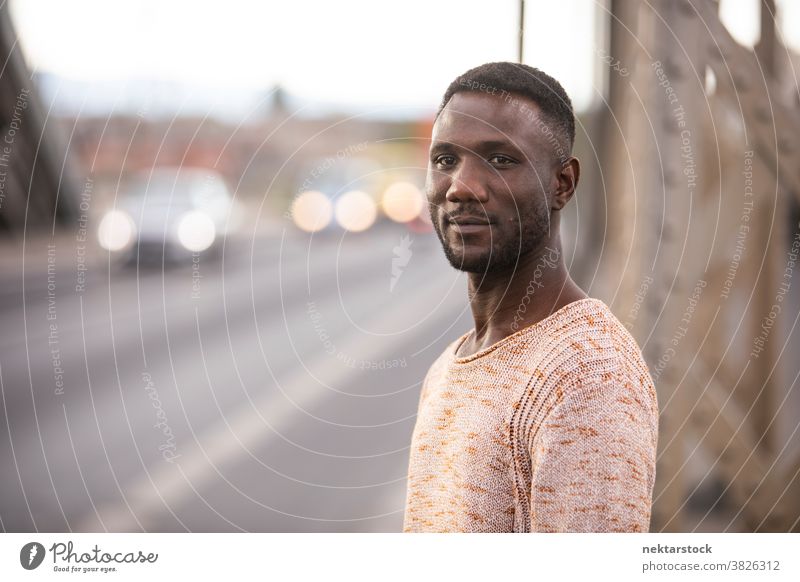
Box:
[177,211,216,252]
[97,210,136,251]
[335,190,376,232]
[292,190,333,232]
[381,181,424,223]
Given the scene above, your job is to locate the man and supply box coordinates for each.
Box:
[403,62,659,533]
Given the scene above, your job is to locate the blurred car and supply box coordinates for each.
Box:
[97,167,239,264]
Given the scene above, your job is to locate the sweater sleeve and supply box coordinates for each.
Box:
[528,375,657,532]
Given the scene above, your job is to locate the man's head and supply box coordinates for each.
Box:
[427,62,579,274]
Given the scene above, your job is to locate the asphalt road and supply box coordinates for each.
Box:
[0,223,472,532]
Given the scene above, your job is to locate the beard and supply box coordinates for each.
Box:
[430,200,551,274]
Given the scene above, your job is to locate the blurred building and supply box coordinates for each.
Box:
[0,3,76,235]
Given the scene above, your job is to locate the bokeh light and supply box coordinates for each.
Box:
[291,190,333,232]
[381,181,424,223]
[97,209,136,251]
[334,190,377,232]
[177,210,217,252]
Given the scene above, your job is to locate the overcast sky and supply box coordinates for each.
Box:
[10,0,598,115]
[9,0,798,117]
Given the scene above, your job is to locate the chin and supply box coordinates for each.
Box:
[433,220,519,274]
[443,238,536,274]
[442,246,494,273]
[450,260,492,274]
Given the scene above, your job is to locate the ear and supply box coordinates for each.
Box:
[552,156,580,211]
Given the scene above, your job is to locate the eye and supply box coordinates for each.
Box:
[488,154,516,166]
[433,154,457,168]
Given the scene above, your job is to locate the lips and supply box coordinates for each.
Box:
[446,214,494,226]
[445,214,494,235]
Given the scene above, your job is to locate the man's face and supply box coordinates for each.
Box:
[427,91,557,274]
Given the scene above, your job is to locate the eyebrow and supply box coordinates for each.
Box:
[430,139,523,156]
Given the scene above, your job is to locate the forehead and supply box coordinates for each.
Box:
[432,91,547,152]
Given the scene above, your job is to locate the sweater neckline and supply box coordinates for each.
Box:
[451,297,607,364]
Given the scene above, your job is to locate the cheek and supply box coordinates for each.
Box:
[497,194,546,230]
[426,175,448,202]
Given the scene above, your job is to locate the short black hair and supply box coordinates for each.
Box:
[436,62,575,162]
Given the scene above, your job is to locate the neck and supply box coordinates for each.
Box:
[463,237,587,353]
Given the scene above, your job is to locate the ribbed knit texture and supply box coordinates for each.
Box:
[403,298,659,532]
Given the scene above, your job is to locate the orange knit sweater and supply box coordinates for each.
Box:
[403,298,659,532]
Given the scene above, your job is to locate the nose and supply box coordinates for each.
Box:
[445,158,490,204]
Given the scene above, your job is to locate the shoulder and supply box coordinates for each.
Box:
[539,298,654,395]
[513,299,658,447]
